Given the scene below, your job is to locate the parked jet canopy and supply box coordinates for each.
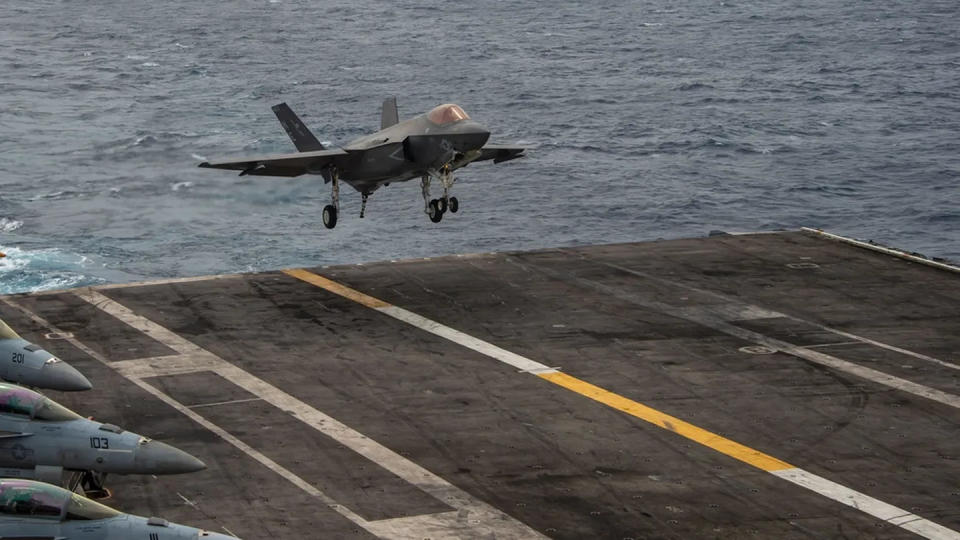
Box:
[0,479,240,539]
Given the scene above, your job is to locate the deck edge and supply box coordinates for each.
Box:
[801,227,960,275]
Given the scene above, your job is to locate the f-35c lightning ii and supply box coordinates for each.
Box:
[199,98,526,229]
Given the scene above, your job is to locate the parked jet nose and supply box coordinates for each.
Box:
[135,440,206,474]
[40,360,92,391]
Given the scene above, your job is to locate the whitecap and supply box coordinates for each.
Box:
[28,191,66,201]
[171,181,194,191]
[131,135,157,147]
[125,54,148,60]
[191,153,207,161]
[0,246,104,295]
[142,62,159,67]
[0,218,23,233]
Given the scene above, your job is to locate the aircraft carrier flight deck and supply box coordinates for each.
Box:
[1,229,958,539]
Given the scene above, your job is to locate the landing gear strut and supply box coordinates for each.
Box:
[322,168,339,229]
[360,191,370,218]
[421,166,460,224]
[79,471,109,499]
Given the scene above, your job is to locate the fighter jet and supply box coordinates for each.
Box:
[0,319,91,392]
[0,479,240,539]
[198,98,526,228]
[0,383,205,497]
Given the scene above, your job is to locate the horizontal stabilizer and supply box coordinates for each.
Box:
[272,103,326,152]
[381,97,399,130]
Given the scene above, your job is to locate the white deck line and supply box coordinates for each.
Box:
[3,294,544,540]
[280,272,960,539]
[528,258,960,411]
[379,306,556,373]
[583,257,960,374]
[802,227,960,274]
[772,469,960,539]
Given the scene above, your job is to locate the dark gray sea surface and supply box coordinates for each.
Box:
[1,0,958,293]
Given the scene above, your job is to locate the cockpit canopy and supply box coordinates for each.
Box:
[0,382,82,421]
[427,104,470,125]
[0,479,121,521]
[0,320,20,340]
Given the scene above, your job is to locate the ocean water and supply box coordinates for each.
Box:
[1,0,958,294]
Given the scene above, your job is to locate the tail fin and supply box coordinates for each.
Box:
[381,97,399,130]
[271,103,326,152]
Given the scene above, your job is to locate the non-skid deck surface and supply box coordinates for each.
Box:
[2,230,958,539]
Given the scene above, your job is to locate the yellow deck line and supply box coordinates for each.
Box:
[284,268,792,471]
[538,371,792,471]
[283,268,390,309]
[281,268,960,539]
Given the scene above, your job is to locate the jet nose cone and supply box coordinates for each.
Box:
[41,361,92,391]
[136,440,206,475]
[457,121,491,150]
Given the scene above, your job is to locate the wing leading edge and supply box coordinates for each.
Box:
[198,148,349,177]
[475,144,526,164]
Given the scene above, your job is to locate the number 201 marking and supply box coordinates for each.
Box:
[11,353,24,364]
[90,437,109,449]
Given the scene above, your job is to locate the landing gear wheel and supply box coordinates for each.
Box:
[448,196,459,213]
[322,205,338,229]
[428,200,443,223]
[437,197,448,214]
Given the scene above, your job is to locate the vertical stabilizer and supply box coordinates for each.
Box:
[271,103,326,152]
[381,97,399,130]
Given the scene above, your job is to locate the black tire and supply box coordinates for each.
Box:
[449,196,459,213]
[322,205,338,229]
[437,197,448,214]
[428,200,443,223]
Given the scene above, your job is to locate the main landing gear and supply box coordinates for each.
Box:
[421,166,460,224]
[322,167,340,229]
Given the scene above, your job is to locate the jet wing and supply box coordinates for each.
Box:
[475,144,526,164]
[198,148,349,177]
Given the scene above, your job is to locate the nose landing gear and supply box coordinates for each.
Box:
[420,166,461,224]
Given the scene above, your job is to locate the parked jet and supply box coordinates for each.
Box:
[0,479,240,539]
[0,383,205,497]
[0,319,91,392]
[199,98,526,228]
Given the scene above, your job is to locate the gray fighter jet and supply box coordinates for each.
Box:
[0,383,205,497]
[0,479,240,539]
[0,319,91,392]
[199,98,525,228]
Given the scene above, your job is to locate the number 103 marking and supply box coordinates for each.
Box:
[90,437,109,449]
